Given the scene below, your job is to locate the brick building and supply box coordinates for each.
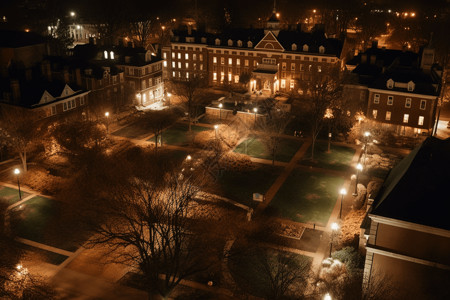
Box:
[361,137,450,299]
[162,10,343,95]
[345,44,441,135]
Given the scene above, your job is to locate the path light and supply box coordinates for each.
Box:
[353,163,363,196]
[105,112,110,134]
[186,155,192,161]
[329,222,339,257]
[324,293,332,300]
[253,107,258,124]
[14,168,21,200]
[214,124,219,139]
[218,103,223,120]
[339,188,347,219]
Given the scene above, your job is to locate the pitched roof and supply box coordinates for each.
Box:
[371,137,450,231]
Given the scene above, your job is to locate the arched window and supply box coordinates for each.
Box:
[319,46,325,54]
[110,51,114,59]
[215,38,221,46]
[104,50,108,59]
[237,40,243,47]
[227,39,233,46]
[291,43,297,51]
[247,41,253,48]
[303,44,309,52]
[387,79,394,89]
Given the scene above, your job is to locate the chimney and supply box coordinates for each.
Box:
[371,40,378,49]
[75,68,82,86]
[11,80,20,103]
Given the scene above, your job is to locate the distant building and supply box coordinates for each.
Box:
[361,137,450,299]
[115,45,164,107]
[344,43,441,136]
[162,9,343,95]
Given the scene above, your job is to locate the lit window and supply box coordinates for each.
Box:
[405,98,411,108]
[199,54,203,61]
[221,57,225,65]
[163,52,167,59]
[385,111,391,120]
[372,109,378,119]
[387,96,394,105]
[237,59,240,65]
[104,51,108,59]
[220,72,224,82]
[290,80,295,89]
[193,54,197,60]
[185,53,189,60]
[403,114,409,123]
[185,62,189,69]
[186,72,189,79]
[228,73,232,81]
[178,62,181,69]
[172,61,175,68]
[228,58,232,65]
[318,66,322,72]
[172,71,175,77]
[234,75,239,83]
[200,64,203,70]
[418,116,424,126]
[110,51,114,59]
[374,94,380,104]
[213,72,217,81]
[172,52,175,59]
[213,57,217,64]
[245,59,249,66]
[163,61,167,67]
[420,100,426,110]
[177,53,181,59]
[281,79,286,88]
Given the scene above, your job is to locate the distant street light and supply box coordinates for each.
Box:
[329,222,339,257]
[14,168,21,200]
[186,155,192,161]
[218,103,223,120]
[328,132,332,153]
[70,11,75,17]
[353,163,363,196]
[339,188,347,219]
[214,124,219,139]
[105,112,110,134]
[167,92,172,105]
[324,293,332,300]
[253,107,258,124]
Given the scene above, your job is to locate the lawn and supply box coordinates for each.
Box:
[10,196,87,252]
[234,136,303,162]
[215,164,283,208]
[112,121,152,139]
[153,123,211,146]
[228,245,311,298]
[300,141,355,171]
[0,186,30,205]
[268,169,345,225]
[21,244,68,265]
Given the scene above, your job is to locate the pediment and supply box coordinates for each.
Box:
[254,31,284,52]
[61,84,75,97]
[39,90,55,104]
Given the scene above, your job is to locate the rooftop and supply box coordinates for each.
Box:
[371,137,450,231]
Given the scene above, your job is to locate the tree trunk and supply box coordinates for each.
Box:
[311,136,316,162]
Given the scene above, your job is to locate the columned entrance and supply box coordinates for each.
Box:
[249,69,279,96]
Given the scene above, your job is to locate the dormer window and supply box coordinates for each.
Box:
[110,51,114,60]
[247,41,253,48]
[227,39,233,46]
[237,40,242,47]
[407,81,415,91]
[215,38,221,46]
[201,37,207,43]
[104,50,108,59]
[292,43,297,51]
[145,50,152,62]
[387,79,394,89]
[303,44,309,52]
[319,46,325,54]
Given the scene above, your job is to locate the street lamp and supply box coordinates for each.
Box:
[339,188,347,219]
[70,11,75,17]
[330,222,339,257]
[214,124,219,139]
[14,168,21,200]
[328,132,332,153]
[105,112,110,134]
[218,103,223,120]
[353,163,363,196]
[253,107,258,125]
[167,92,172,105]
[324,293,332,300]
[364,131,371,168]
[186,155,192,161]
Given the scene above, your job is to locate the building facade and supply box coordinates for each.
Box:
[162,12,342,95]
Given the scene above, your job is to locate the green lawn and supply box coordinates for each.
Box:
[234,136,303,162]
[11,196,86,252]
[268,169,345,225]
[154,123,211,146]
[228,246,311,298]
[0,186,29,205]
[112,122,152,139]
[300,141,355,171]
[215,164,282,208]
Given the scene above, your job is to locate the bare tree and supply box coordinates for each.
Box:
[140,109,179,152]
[0,106,40,173]
[256,108,291,165]
[295,67,342,161]
[130,19,157,49]
[75,153,222,300]
[170,76,207,131]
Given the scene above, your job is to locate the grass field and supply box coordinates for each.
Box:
[234,136,303,162]
[300,141,355,171]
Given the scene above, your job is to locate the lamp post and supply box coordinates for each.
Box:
[105,112,110,134]
[167,92,171,106]
[339,188,347,219]
[218,103,223,121]
[214,124,219,139]
[364,131,370,168]
[253,107,258,125]
[330,222,339,257]
[353,163,363,196]
[324,293,332,300]
[14,168,21,200]
[328,132,332,153]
